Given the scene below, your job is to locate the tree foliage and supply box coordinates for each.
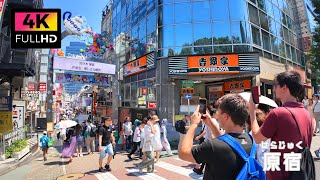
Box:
[309,0,320,70]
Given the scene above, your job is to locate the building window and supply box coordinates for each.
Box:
[194,23,212,46]
[192,1,210,22]
[251,26,261,46]
[230,0,248,20]
[259,11,269,31]
[249,4,260,26]
[175,3,192,24]
[162,4,174,25]
[213,22,231,45]
[175,24,193,47]
[214,45,232,53]
[231,21,251,44]
[262,31,271,52]
[212,0,230,21]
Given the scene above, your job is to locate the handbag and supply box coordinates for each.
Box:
[48,138,53,147]
[118,135,123,145]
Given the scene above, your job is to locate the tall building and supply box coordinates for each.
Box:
[104,0,310,123]
[65,42,87,56]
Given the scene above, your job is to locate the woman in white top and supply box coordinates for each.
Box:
[128,121,143,160]
[160,119,173,156]
[151,115,163,163]
[307,99,316,132]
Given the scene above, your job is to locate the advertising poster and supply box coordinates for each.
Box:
[0,112,12,133]
[12,106,24,129]
[56,73,110,86]
[0,0,7,32]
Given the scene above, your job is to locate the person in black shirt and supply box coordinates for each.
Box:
[98,116,116,172]
[179,94,253,180]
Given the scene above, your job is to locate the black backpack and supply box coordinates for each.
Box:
[175,120,186,134]
[89,126,96,137]
[285,107,316,180]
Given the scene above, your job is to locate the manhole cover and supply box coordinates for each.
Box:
[56,173,84,180]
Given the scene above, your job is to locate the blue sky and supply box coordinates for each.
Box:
[44,0,110,52]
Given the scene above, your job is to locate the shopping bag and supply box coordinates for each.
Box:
[118,136,123,145]
[48,138,54,147]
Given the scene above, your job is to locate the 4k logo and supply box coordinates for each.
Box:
[11,9,61,48]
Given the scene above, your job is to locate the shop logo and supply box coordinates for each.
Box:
[11,9,61,48]
[199,57,207,66]
[220,56,228,65]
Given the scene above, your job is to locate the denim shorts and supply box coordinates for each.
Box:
[99,143,114,159]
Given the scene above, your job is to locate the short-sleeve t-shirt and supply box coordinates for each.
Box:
[98,125,112,146]
[192,133,253,180]
[260,102,313,180]
[40,136,50,147]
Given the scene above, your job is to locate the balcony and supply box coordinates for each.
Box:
[0,33,37,77]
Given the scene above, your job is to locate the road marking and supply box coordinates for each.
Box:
[95,172,104,180]
[102,172,118,180]
[155,161,203,180]
[126,168,167,180]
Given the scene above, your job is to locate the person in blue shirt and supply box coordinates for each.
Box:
[40,131,50,161]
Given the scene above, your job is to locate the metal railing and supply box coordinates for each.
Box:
[0,127,25,156]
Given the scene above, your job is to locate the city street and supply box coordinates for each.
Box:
[0,135,319,180]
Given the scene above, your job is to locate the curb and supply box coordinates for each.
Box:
[0,149,41,176]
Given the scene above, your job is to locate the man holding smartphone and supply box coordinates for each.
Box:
[179,94,253,179]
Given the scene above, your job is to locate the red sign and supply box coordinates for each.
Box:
[148,102,157,108]
[28,83,35,91]
[38,83,46,92]
[142,88,147,95]
[181,88,195,95]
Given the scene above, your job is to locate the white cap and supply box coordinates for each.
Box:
[43,131,47,135]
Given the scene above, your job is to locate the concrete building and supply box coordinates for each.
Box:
[103,0,310,124]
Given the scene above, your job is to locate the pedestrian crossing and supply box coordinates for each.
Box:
[93,158,203,180]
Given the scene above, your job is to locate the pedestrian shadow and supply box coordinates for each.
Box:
[84,169,100,175]
[43,161,70,166]
[314,157,320,161]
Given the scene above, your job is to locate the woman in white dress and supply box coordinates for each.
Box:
[151,115,163,163]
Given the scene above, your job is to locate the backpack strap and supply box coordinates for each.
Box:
[218,134,249,160]
[247,133,257,158]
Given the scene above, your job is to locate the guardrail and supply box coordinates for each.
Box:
[0,127,25,156]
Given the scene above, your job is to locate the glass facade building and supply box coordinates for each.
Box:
[107,0,307,121]
[110,0,304,67]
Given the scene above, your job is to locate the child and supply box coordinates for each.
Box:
[160,119,173,156]
[40,131,50,161]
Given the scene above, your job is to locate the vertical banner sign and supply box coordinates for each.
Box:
[11,9,61,48]
[0,0,7,33]
[38,82,46,92]
[28,83,35,91]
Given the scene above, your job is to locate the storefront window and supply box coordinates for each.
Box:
[147,88,156,101]
[131,82,138,100]
[125,84,130,100]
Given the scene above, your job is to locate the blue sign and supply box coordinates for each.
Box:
[184,94,192,100]
[0,96,12,112]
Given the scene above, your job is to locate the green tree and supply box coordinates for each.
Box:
[309,0,320,70]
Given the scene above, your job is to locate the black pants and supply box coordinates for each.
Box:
[129,142,142,157]
[126,135,132,150]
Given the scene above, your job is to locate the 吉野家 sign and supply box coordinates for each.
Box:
[124,56,147,76]
[53,56,115,74]
[11,9,61,48]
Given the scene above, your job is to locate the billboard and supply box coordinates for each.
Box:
[53,56,115,74]
[55,73,110,86]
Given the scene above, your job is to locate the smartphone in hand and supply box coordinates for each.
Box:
[199,98,207,115]
[251,86,260,104]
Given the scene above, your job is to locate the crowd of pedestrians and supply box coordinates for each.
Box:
[41,70,318,180]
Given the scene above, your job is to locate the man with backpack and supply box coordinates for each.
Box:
[179,94,265,180]
[176,115,190,150]
[86,120,96,154]
[249,71,314,180]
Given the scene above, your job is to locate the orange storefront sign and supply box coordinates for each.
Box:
[124,56,147,76]
[188,54,239,75]
[224,80,251,93]
[181,88,195,95]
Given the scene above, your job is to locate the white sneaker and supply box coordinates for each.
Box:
[80,154,83,157]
